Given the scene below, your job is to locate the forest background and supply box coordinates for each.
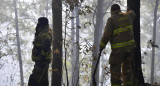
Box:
[0,0,160,86]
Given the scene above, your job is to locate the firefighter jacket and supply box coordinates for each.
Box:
[100,10,135,52]
[32,26,52,62]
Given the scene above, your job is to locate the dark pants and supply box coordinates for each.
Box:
[109,51,134,86]
[28,62,49,86]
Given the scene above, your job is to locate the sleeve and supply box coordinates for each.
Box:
[41,33,52,56]
[127,10,135,23]
[100,18,113,49]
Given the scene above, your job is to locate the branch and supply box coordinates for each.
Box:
[64,8,70,86]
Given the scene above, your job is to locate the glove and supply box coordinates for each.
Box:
[127,7,131,12]
[99,46,103,53]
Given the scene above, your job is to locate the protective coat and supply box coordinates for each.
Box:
[100,10,135,52]
[32,26,52,62]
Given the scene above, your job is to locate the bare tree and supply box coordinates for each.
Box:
[66,0,80,85]
[70,8,76,86]
[74,5,80,86]
[151,0,159,85]
[70,7,80,86]
[90,0,104,86]
[46,0,49,18]
[13,0,24,86]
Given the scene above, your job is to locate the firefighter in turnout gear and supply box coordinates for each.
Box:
[28,17,52,86]
[99,4,135,86]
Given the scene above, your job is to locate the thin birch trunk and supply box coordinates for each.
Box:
[151,0,159,85]
[71,6,80,86]
[46,0,49,18]
[100,55,104,86]
[13,0,24,86]
[90,0,104,85]
[75,6,80,85]
[71,9,77,86]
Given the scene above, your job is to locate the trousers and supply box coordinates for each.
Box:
[28,61,49,86]
[109,51,134,86]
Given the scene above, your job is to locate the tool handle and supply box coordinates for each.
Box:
[93,51,102,86]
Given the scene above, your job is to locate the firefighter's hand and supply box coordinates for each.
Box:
[119,12,128,15]
[127,7,131,12]
[99,47,103,53]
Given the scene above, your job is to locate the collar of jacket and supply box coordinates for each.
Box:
[40,25,49,33]
[111,10,122,16]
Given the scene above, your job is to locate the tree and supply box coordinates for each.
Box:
[127,0,144,86]
[52,0,63,86]
[151,0,159,85]
[46,0,49,18]
[70,8,77,86]
[13,0,24,86]
[65,0,80,85]
[71,5,80,86]
[90,0,104,86]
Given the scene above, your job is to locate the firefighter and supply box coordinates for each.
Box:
[28,17,52,86]
[99,4,135,86]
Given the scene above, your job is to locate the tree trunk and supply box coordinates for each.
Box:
[127,0,144,86]
[90,0,104,85]
[100,55,105,86]
[71,6,80,86]
[13,0,24,86]
[75,6,80,85]
[46,0,49,18]
[52,0,62,86]
[71,9,76,86]
[151,0,159,85]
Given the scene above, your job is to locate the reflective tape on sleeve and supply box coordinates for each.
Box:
[112,84,121,86]
[32,56,41,60]
[34,43,42,46]
[43,33,52,39]
[41,50,51,60]
[41,50,48,56]
[100,41,106,48]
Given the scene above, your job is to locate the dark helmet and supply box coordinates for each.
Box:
[35,17,49,36]
[111,4,121,13]
[38,17,49,26]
